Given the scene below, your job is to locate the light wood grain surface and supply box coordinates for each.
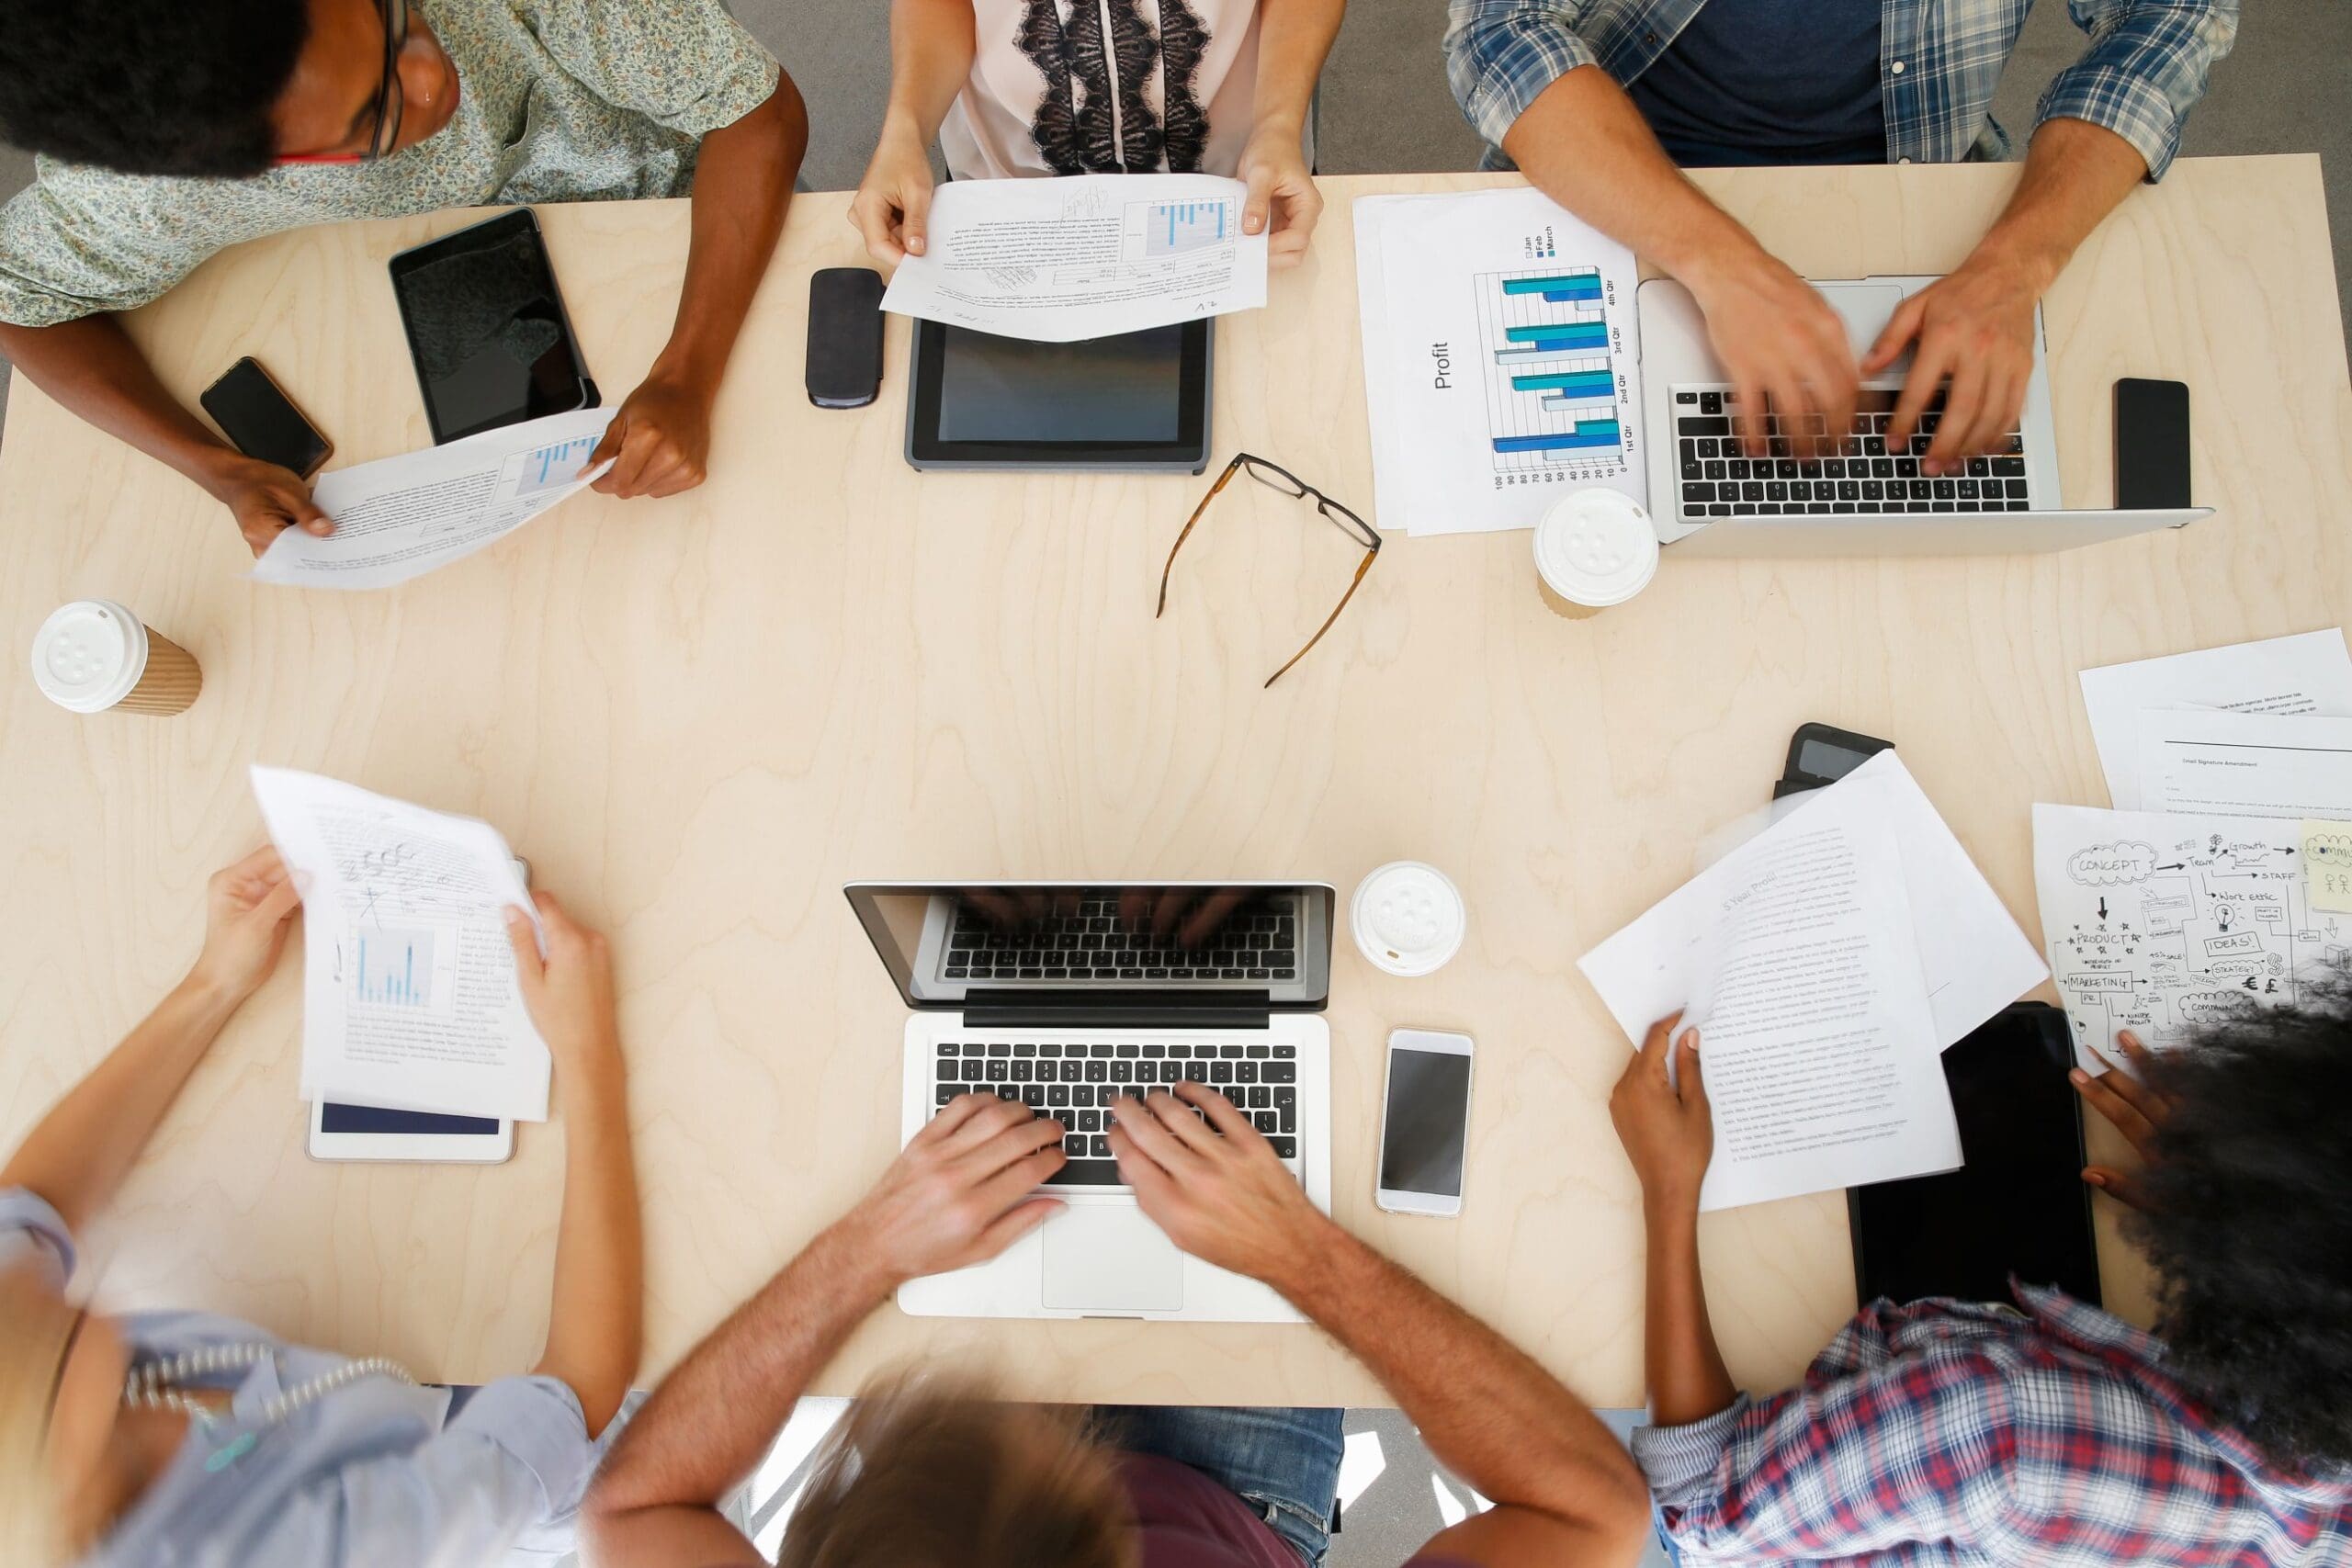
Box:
[0,160,2346,1408]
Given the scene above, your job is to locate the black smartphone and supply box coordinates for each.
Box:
[199,357,332,478]
[389,209,597,445]
[2114,377,2191,510]
[1774,721,1894,800]
[806,266,884,409]
[1849,1003,2101,1306]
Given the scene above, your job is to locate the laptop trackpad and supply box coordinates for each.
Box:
[1817,283,1910,363]
[1042,1206,1185,1314]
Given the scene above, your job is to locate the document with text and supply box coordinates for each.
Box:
[1579,779,1961,1212]
[253,766,549,1122]
[2137,709,2352,820]
[2079,630,2352,808]
[879,173,1267,342]
[252,408,615,591]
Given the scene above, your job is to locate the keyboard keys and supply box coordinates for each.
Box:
[1263,1063,1296,1084]
[1012,1061,1033,1082]
[1211,1061,1234,1084]
[936,1085,957,1105]
[1040,1043,1062,1057]
[1236,1061,1260,1083]
[1022,1085,1044,1107]
[1679,414,1729,437]
[1270,1136,1297,1160]
[1048,1084,1069,1107]
[1090,1043,1114,1058]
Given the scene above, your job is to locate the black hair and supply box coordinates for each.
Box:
[0,0,311,178]
[2134,971,2352,1472]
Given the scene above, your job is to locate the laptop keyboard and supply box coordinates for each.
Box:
[934,1039,1300,1185]
[946,891,1299,983]
[1675,388,2034,521]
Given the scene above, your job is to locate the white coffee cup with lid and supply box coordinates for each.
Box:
[1351,861,1467,977]
[30,600,204,716]
[1533,490,1659,608]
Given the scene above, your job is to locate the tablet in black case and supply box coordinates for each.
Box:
[905,319,1212,472]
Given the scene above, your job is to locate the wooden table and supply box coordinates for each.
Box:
[1,160,2345,1407]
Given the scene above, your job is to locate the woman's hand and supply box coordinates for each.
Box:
[188,846,304,1004]
[1236,122,1323,269]
[850,123,938,266]
[1610,1011,1713,1216]
[2071,1030,2176,1209]
[506,890,624,1083]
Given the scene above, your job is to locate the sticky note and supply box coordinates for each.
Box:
[2301,820,2352,913]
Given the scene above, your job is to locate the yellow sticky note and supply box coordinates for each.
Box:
[2301,820,2352,913]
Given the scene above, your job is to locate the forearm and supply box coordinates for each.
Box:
[585,1219,888,1530]
[1281,1221,1646,1534]
[1642,1203,1735,1427]
[0,315,243,495]
[1250,0,1343,139]
[0,972,243,1233]
[1962,118,2148,295]
[1498,65,1761,288]
[533,1045,641,1436]
[879,0,978,150]
[654,79,806,393]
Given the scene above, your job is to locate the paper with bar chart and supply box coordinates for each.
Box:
[253,765,551,1122]
[254,406,616,591]
[1355,189,1644,536]
[880,172,1267,342]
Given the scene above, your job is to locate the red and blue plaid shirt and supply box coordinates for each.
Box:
[1634,1284,2352,1565]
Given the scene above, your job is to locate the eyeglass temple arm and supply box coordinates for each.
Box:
[1263,545,1379,689]
[1155,459,1244,617]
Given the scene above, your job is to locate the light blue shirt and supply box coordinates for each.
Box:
[1,1188,598,1568]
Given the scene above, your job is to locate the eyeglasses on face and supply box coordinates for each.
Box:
[277,0,413,166]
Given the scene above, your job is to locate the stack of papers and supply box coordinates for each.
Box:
[253,766,551,1122]
[1577,751,2045,1211]
[2038,629,2352,1072]
[879,173,1267,342]
[1354,187,1645,536]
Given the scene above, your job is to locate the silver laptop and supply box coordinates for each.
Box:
[845,881,1335,1322]
[1637,275,2210,555]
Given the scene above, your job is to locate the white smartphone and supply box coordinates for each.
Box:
[305,856,529,1164]
[1374,1028,1475,1216]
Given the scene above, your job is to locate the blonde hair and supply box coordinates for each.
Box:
[777,1371,1136,1568]
[0,1268,76,1568]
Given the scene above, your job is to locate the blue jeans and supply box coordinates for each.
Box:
[1089,1404,1345,1566]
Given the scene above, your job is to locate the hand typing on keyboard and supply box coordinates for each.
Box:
[840,1094,1068,1288]
[1682,246,1860,461]
[1862,251,2045,475]
[1108,1082,1340,1289]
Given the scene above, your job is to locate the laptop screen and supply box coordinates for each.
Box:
[845,883,1335,1010]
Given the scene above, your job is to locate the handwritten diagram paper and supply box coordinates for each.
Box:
[2032,804,2352,1073]
[1579,776,1961,1212]
[253,766,549,1122]
[253,407,615,591]
[1354,188,1644,536]
[879,174,1267,341]
[2304,820,2352,914]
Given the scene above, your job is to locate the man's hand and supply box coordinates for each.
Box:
[1236,124,1323,270]
[1610,1012,1712,1214]
[589,375,714,501]
[1683,246,1858,457]
[1108,1082,1334,1284]
[2070,1029,2176,1209]
[1863,248,2043,475]
[850,124,937,266]
[505,890,623,1073]
[839,1094,1066,1289]
[188,845,305,1003]
[204,453,332,558]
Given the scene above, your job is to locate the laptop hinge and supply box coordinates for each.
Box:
[962,988,1274,1031]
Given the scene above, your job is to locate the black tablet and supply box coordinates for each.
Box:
[390,209,598,445]
[905,319,1212,472]
[1849,1003,2102,1307]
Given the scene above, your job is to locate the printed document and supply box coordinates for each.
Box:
[2032,803,2352,1073]
[1578,777,1961,1212]
[1779,750,2047,1048]
[1354,188,1643,536]
[2078,630,2352,808]
[253,766,549,1122]
[2136,709,2352,820]
[253,408,616,591]
[879,174,1267,342]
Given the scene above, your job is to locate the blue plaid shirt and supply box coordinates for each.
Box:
[1443,0,2238,179]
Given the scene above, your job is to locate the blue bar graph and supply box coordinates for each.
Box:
[1504,321,1609,349]
[1144,199,1230,256]
[1502,272,1603,301]
[352,930,435,1009]
[1481,265,1627,470]
[1493,421,1622,455]
[1510,369,1615,399]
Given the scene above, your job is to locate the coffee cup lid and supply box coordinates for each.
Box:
[1534,491,1659,607]
[31,601,148,714]
[1351,861,1467,977]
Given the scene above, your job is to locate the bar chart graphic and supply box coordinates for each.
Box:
[1475,266,1631,476]
[513,434,603,496]
[350,928,438,1010]
[1140,198,1233,257]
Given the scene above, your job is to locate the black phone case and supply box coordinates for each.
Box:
[200,361,330,478]
[807,267,885,409]
[2114,378,2191,510]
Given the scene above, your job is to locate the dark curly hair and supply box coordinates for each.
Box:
[2133,972,2352,1472]
[0,0,310,177]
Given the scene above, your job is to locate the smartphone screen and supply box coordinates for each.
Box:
[2114,378,2191,510]
[201,358,330,478]
[390,211,594,444]
[1380,1046,1472,1198]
